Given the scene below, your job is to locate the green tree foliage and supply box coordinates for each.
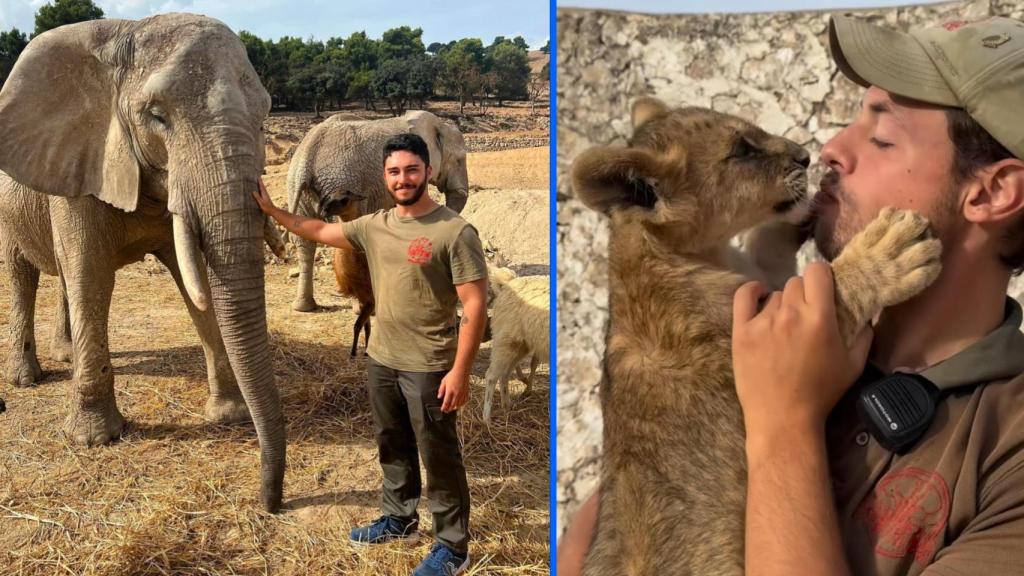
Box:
[489,41,530,105]
[0,28,28,89]
[380,26,425,61]
[540,39,550,54]
[234,26,531,114]
[34,0,103,37]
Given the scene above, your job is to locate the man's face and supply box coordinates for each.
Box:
[813,86,962,259]
[384,150,432,206]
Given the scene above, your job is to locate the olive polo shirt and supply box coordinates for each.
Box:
[340,204,487,372]
[828,297,1024,575]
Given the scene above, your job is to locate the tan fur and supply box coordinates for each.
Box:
[330,201,374,357]
[571,99,942,575]
[483,266,549,423]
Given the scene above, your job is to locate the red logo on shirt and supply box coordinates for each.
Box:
[942,20,968,31]
[855,467,950,563]
[407,237,433,265]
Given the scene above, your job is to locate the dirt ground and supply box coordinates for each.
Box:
[0,111,550,574]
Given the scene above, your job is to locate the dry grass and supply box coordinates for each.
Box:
[466,147,549,191]
[0,145,550,574]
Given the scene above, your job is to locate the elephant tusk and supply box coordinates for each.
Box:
[263,213,287,259]
[173,213,211,312]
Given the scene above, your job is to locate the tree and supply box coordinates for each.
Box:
[373,59,412,116]
[441,39,484,114]
[512,36,529,51]
[0,28,28,89]
[380,26,425,61]
[527,70,548,114]
[347,69,375,110]
[342,31,380,72]
[34,0,103,37]
[540,39,550,54]
[489,41,530,105]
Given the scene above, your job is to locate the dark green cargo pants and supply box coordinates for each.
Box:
[365,356,471,553]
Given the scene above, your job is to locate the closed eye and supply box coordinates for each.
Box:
[870,137,893,149]
[728,136,760,160]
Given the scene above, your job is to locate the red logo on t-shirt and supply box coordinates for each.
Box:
[942,20,968,31]
[407,237,433,265]
[855,467,950,563]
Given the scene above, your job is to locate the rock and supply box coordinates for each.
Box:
[288,267,300,278]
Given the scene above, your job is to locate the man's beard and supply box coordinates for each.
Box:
[391,180,428,206]
[811,170,959,261]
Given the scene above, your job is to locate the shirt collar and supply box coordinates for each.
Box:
[919,297,1024,390]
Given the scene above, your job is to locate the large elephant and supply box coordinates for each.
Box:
[0,14,287,512]
[286,111,470,311]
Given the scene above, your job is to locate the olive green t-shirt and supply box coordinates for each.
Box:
[340,204,486,372]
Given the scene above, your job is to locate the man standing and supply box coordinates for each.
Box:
[254,132,487,576]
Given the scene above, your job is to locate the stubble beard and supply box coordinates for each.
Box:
[391,180,428,207]
[812,170,960,261]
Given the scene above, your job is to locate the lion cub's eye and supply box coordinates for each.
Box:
[728,136,760,160]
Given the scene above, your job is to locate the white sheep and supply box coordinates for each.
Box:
[483,266,549,423]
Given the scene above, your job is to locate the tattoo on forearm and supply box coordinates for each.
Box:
[460,315,470,326]
[292,215,305,229]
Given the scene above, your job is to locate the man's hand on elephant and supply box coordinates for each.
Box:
[252,177,277,215]
[438,369,470,413]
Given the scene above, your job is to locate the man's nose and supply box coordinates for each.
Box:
[819,128,852,173]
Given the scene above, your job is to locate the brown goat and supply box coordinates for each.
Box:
[333,245,374,357]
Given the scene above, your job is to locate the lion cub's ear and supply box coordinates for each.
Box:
[572,145,680,214]
[632,97,670,129]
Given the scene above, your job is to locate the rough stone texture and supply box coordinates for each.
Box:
[556,0,1024,537]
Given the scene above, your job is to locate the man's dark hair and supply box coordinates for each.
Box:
[945,108,1023,275]
[383,132,431,168]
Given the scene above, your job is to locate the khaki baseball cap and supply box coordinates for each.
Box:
[829,14,1024,159]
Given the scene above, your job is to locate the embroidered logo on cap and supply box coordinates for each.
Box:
[982,33,1011,48]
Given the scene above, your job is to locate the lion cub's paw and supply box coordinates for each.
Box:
[837,207,942,309]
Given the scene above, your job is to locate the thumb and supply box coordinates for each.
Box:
[437,381,446,399]
[849,324,874,367]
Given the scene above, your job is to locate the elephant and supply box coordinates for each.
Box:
[286,110,470,311]
[0,14,288,512]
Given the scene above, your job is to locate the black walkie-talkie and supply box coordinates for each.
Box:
[855,364,940,454]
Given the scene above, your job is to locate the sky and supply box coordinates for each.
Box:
[0,0,551,49]
[561,0,949,13]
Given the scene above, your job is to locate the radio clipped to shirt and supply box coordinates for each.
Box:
[854,363,941,454]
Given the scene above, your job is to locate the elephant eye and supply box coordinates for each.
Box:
[149,107,168,126]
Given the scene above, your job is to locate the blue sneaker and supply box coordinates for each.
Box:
[348,515,419,545]
[413,544,470,576]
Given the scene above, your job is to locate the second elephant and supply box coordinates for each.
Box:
[286,111,470,312]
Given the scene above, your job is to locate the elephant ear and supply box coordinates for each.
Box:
[0,19,140,212]
[405,111,444,176]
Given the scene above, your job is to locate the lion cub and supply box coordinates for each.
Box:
[571,98,942,575]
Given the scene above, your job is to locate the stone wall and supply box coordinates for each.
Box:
[556,0,1024,537]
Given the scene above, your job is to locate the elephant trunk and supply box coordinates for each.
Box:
[181,138,285,513]
[443,187,469,213]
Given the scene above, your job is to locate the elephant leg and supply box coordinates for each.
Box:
[154,249,251,424]
[292,237,318,312]
[60,259,125,446]
[3,244,43,387]
[50,275,73,363]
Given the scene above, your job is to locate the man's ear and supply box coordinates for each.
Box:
[964,159,1024,226]
[571,145,677,214]
[632,97,670,130]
